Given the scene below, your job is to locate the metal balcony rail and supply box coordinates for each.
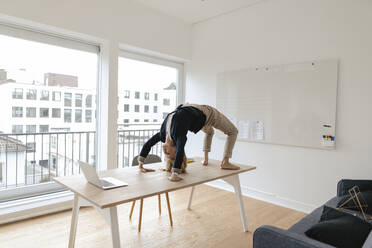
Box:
[0,128,161,190]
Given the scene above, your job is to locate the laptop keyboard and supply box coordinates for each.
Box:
[100,179,115,188]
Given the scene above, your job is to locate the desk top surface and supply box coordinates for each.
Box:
[53,157,256,209]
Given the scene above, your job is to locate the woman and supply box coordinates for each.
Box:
[138,104,239,181]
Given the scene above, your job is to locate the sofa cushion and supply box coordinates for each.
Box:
[288,206,323,234]
[362,231,372,248]
[305,206,372,248]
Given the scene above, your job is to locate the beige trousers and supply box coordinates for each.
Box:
[187,104,238,158]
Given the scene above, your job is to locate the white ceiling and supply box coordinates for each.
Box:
[134,0,265,24]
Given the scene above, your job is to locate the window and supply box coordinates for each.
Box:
[144,92,149,100]
[64,109,72,123]
[40,108,49,118]
[124,90,130,99]
[134,119,139,123]
[124,104,129,112]
[75,93,82,107]
[64,93,72,107]
[27,89,37,100]
[144,105,149,113]
[52,91,61,101]
[75,109,82,123]
[135,91,140,99]
[86,95,92,107]
[163,98,170,106]
[135,105,140,112]
[12,125,23,134]
[144,119,149,122]
[40,90,49,100]
[12,107,23,117]
[52,108,61,118]
[85,110,92,123]
[163,112,169,119]
[26,125,36,133]
[39,125,49,133]
[0,24,99,201]
[12,88,23,99]
[154,93,158,101]
[153,119,158,122]
[26,107,36,117]
[123,119,129,123]
[153,106,158,113]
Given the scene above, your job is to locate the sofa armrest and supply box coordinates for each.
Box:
[337,179,372,197]
[253,226,335,248]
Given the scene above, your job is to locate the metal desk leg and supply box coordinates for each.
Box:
[187,186,196,210]
[109,206,121,248]
[69,193,80,248]
[222,175,248,232]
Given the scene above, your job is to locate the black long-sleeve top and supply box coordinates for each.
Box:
[139,104,206,170]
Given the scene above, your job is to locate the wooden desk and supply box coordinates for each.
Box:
[54,157,256,248]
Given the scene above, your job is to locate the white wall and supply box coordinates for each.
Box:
[186,0,372,212]
[0,0,191,60]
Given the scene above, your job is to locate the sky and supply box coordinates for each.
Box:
[0,34,179,92]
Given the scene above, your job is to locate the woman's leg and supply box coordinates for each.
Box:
[201,126,214,165]
[212,111,240,170]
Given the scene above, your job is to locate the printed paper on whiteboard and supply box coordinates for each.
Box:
[251,120,264,140]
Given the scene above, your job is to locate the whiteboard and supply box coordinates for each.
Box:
[216,59,338,149]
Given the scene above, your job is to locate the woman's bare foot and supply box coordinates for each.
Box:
[168,172,183,182]
[220,158,240,170]
[139,162,155,173]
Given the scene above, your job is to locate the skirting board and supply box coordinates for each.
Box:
[205,180,317,214]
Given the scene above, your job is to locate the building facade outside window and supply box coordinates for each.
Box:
[85,95,92,107]
[75,94,82,107]
[26,125,36,133]
[40,108,49,118]
[144,105,149,113]
[163,98,170,106]
[144,119,149,122]
[135,91,140,99]
[52,108,61,118]
[27,89,37,100]
[12,88,23,99]
[12,125,23,134]
[75,109,82,123]
[52,91,61,101]
[64,109,72,122]
[153,106,158,113]
[40,90,49,100]
[124,90,130,99]
[134,105,140,112]
[124,104,129,112]
[64,93,72,107]
[26,107,36,118]
[134,119,139,123]
[12,107,23,117]
[144,92,149,100]
[85,110,92,123]
[154,93,158,101]
[39,125,49,133]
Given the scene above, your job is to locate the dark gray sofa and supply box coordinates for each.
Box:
[253,179,372,248]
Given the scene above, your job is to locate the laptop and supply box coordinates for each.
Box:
[79,161,128,190]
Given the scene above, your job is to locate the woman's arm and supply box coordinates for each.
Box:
[138,132,161,172]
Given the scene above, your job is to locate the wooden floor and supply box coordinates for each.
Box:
[0,185,306,248]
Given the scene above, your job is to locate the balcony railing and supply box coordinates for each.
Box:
[0,128,162,191]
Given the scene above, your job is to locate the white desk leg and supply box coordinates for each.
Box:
[69,193,80,248]
[109,206,121,248]
[222,175,248,232]
[187,186,196,210]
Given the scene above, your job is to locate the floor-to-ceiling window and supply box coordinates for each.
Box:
[117,51,183,167]
[0,24,99,201]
